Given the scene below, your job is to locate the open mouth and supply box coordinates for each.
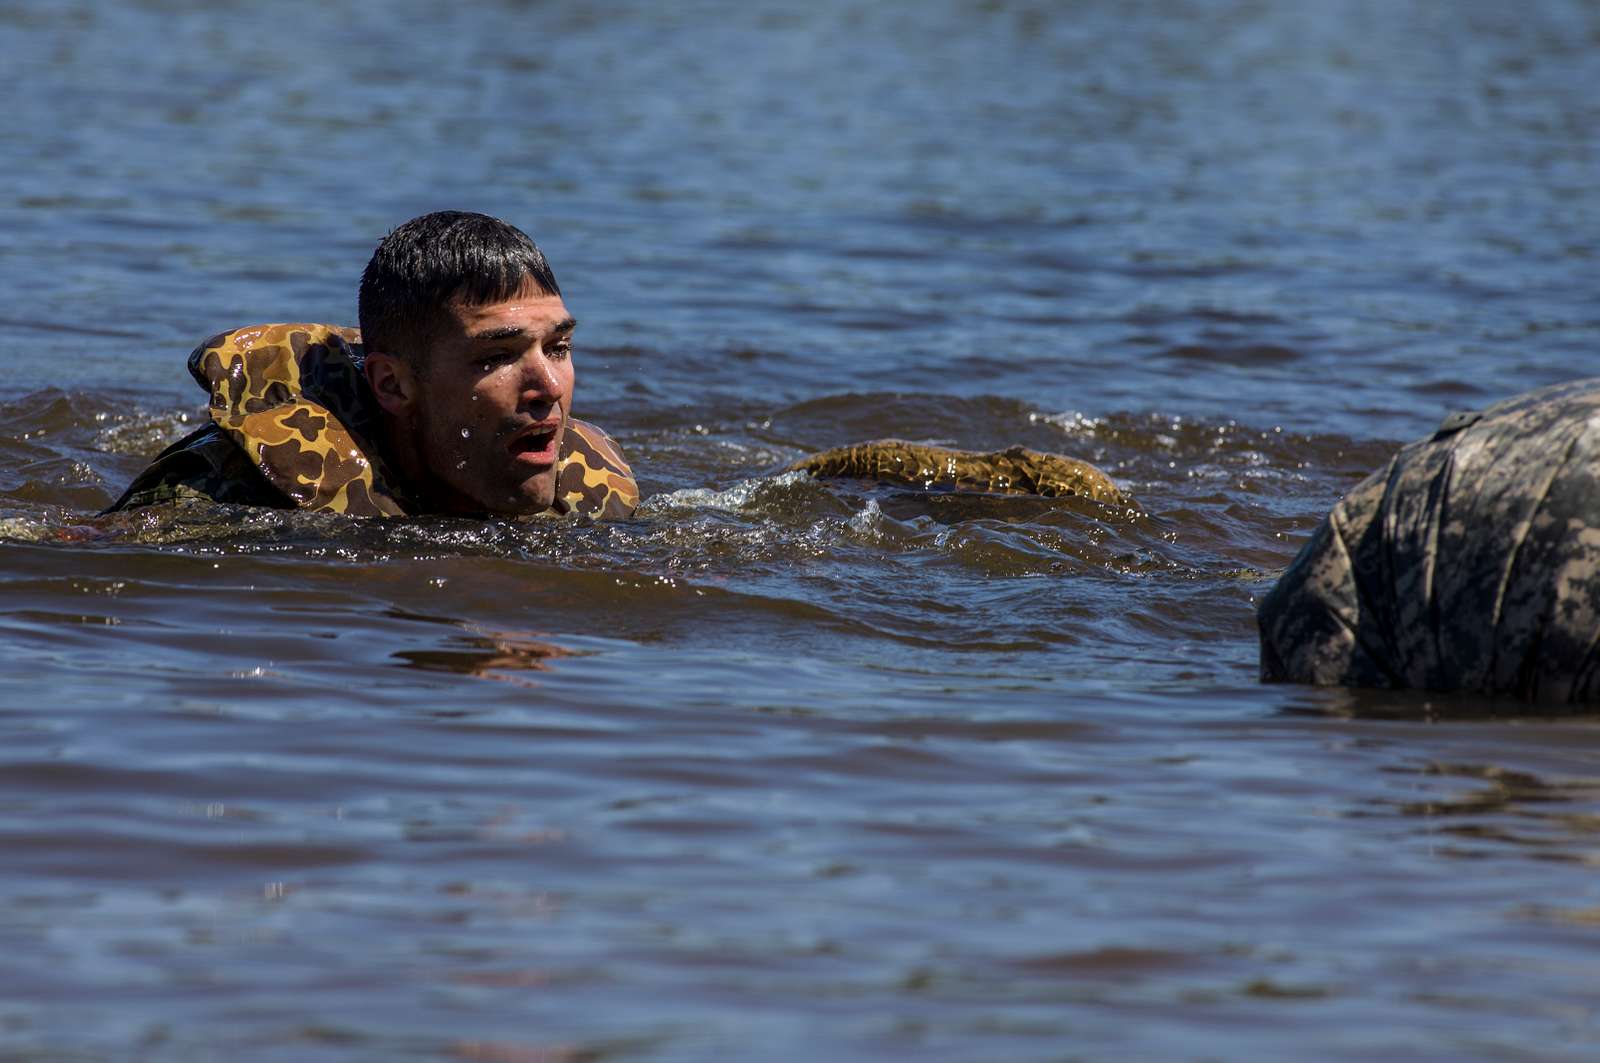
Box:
[507,423,561,464]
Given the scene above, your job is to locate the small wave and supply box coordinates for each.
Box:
[0,515,55,543]
[640,470,812,515]
[1158,343,1302,367]
[95,409,201,455]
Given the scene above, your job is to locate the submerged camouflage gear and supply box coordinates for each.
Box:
[1259,378,1600,702]
[790,440,1126,505]
[108,323,638,519]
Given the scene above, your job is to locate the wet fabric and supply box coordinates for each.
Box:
[791,440,1126,505]
[108,324,639,519]
[1258,378,1600,702]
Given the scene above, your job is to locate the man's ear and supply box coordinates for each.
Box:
[364,350,418,416]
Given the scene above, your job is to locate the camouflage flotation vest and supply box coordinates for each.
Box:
[790,440,1126,505]
[1258,378,1600,702]
[107,323,638,519]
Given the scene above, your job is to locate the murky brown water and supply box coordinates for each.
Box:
[4,0,1600,1058]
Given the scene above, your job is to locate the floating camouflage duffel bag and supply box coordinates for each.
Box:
[1259,378,1600,703]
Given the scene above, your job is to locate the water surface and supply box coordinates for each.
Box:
[3,0,1600,1058]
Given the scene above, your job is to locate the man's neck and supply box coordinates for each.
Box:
[374,410,475,515]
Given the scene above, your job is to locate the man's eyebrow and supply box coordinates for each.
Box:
[467,325,525,342]
[466,317,578,343]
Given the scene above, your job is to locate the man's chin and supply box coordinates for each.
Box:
[498,469,559,515]
[434,471,557,516]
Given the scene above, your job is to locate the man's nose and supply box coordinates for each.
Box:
[518,349,565,401]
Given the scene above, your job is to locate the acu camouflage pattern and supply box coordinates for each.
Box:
[790,440,1126,505]
[108,323,638,519]
[1259,378,1600,703]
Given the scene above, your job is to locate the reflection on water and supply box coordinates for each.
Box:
[390,612,578,684]
[3,0,1600,1058]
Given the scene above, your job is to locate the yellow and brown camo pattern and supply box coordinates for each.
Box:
[108,323,638,519]
[789,440,1125,504]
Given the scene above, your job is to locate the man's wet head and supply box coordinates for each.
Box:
[360,211,577,515]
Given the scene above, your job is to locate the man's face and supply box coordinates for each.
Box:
[407,285,576,514]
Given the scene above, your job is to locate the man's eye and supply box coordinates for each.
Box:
[547,342,573,361]
[478,351,515,369]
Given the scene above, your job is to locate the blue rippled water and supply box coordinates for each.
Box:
[2,1,1599,1059]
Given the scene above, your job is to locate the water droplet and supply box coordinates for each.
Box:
[460,428,472,439]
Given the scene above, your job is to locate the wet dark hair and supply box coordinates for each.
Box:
[358,210,562,369]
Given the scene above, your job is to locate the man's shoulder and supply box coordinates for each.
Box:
[109,323,409,517]
[104,422,294,513]
[188,323,370,432]
[558,419,639,519]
